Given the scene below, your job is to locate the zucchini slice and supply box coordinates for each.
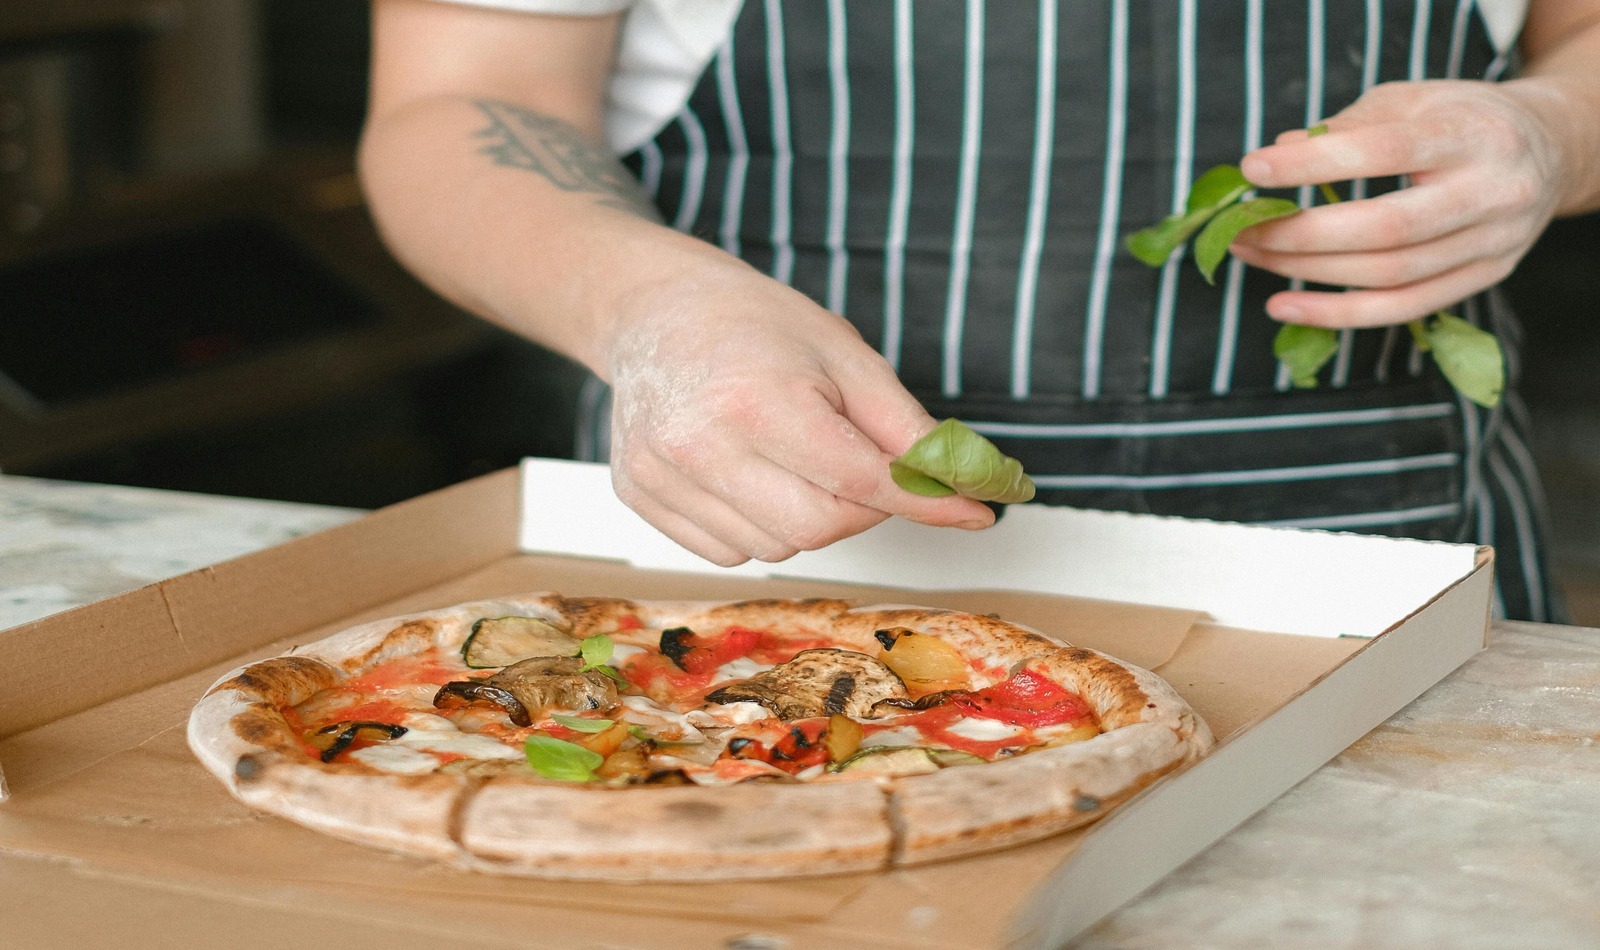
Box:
[462,616,582,669]
[832,746,941,776]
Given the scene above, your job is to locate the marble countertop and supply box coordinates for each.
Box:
[2,474,1596,949]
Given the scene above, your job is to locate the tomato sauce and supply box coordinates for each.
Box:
[862,705,1028,760]
[745,629,836,665]
[343,652,465,692]
[620,652,718,705]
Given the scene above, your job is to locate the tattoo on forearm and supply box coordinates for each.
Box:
[471,99,660,220]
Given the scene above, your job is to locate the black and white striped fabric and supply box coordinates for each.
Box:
[583,0,1561,622]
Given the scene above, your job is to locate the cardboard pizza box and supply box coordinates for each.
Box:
[0,459,1492,949]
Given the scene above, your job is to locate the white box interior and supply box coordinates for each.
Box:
[520,458,1479,637]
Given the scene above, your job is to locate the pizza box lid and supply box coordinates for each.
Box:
[0,460,1492,949]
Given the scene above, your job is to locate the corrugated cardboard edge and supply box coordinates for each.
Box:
[1009,548,1495,948]
[0,469,520,800]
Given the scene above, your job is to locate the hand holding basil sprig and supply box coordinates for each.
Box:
[1126,122,1505,406]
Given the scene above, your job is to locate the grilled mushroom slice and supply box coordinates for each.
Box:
[307,721,408,763]
[704,648,911,721]
[433,656,619,726]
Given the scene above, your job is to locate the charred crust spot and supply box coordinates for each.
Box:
[1074,795,1101,812]
[233,713,276,744]
[229,705,304,756]
[823,675,856,715]
[234,754,263,781]
[1047,648,1149,724]
[556,596,641,634]
[215,656,340,704]
[665,800,724,822]
[873,629,898,650]
[727,738,755,756]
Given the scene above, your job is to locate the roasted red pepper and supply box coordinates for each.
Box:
[951,668,1092,728]
[723,717,831,774]
[660,626,762,675]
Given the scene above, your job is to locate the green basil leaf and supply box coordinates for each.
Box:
[1307,123,1330,137]
[525,735,603,782]
[579,634,612,669]
[1273,324,1341,389]
[888,461,957,497]
[1186,164,1253,213]
[575,633,627,683]
[551,714,615,733]
[891,419,1036,504]
[627,725,652,742]
[1424,312,1504,408]
[1124,165,1251,267]
[1194,197,1302,284]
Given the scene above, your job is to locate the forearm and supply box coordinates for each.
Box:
[358,95,728,375]
[1513,8,1600,216]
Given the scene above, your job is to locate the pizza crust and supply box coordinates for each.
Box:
[188,594,1213,879]
[458,778,892,881]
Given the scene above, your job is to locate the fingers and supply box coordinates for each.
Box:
[1230,217,1521,291]
[1243,118,1460,188]
[616,452,881,566]
[1262,255,1516,329]
[1230,178,1487,255]
[753,384,996,529]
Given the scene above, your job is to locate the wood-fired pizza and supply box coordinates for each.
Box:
[187,594,1213,880]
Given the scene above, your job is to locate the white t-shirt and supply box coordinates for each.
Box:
[436,0,1531,154]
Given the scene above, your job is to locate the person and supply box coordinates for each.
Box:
[360,0,1600,622]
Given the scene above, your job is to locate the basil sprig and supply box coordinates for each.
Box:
[1124,124,1504,407]
[891,418,1036,503]
[525,734,603,782]
[577,634,627,683]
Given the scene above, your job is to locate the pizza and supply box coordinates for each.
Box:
[187,594,1213,880]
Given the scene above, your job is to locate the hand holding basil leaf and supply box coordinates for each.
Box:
[1124,123,1505,406]
[1193,197,1301,284]
[891,418,1036,504]
[525,734,603,782]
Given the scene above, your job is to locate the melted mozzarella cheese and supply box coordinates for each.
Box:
[859,726,925,749]
[348,744,442,775]
[616,695,708,744]
[945,718,1027,741]
[393,711,521,760]
[611,643,647,661]
[687,702,773,727]
[714,656,773,680]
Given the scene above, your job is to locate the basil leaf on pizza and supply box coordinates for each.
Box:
[525,735,604,782]
[188,594,1213,881]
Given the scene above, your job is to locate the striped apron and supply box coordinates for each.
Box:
[583,0,1562,622]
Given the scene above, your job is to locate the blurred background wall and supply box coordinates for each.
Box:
[0,1,1596,621]
[0,0,587,511]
